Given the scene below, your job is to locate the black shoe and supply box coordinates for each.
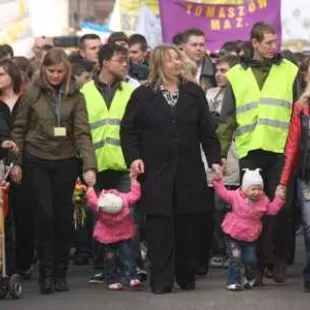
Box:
[74,256,90,266]
[151,287,172,294]
[196,265,209,277]
[40,277,54,295]
[273,263,287,283]
[304,281,310,293]
[136,268,148,283]
[54,278,69,292]
[179,281,196,291]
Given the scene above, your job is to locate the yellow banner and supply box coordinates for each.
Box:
[118,0,159,34]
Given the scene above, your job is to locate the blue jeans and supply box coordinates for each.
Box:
[104,240,137,285]
[297,180,310,282]
[226,236,258,285]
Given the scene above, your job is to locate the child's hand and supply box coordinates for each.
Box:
[1,140,19,153]
[212,164,223,181]
[275,184,286,200]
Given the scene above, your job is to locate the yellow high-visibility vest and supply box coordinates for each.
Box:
[81,80,134,172]
[227,59,298,159]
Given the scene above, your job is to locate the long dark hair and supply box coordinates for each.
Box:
[0,59,22,95]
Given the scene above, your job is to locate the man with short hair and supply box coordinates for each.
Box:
[128,34,149,81]
[32,36,53,61]
[79,34,102,63]
[69,34,101,73]
[172,32,185,50]
[108,32,129,49]
[128,34,148,64]
[217,22,301,284]
[182,28,215,90]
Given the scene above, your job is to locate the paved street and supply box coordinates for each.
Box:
[1,237,309,310]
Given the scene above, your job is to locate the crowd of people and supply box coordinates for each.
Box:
[0,21,310,297]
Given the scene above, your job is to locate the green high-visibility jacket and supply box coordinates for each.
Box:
[227,59,298,159]
[81,80,134,172]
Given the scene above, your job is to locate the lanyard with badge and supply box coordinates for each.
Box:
[46,86,67,137]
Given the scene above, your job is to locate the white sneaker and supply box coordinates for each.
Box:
[129,279,141,288]
[244,278,256,289]
[108,282,124,291]
[227,284,242,291]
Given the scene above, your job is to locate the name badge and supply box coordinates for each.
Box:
[54,127,67,137]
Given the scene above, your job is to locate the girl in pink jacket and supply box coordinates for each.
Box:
[87,174,141,291]
[213,168,285,291]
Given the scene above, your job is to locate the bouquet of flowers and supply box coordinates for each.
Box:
[73,181,88,229]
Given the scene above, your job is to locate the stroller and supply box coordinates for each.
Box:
[0,163,22,299]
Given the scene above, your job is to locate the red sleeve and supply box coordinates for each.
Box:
[280,102,302,186]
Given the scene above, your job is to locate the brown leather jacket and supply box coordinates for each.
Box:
[12,76,97,171]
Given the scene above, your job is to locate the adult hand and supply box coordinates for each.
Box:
[1,140,19,153]
[83,170,96,187]
[212,163,223,181]
[275,184,286,200]
[11,165,22,184]
[131,159,144,176]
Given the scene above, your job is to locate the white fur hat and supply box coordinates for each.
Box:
[242,168,264,189]
[98,193,123,214]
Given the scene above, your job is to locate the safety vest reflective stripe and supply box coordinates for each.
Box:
[93,137,121,150]
[89,118,121,129]
[260,97,292,109]
[235,119,290,136]
[236,102,258,114]
[236,98,292,114]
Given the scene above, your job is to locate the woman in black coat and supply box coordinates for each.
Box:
[120,45,222,294]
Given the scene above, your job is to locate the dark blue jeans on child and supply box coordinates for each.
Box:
[104,239,137,285]
[226,235,258,285]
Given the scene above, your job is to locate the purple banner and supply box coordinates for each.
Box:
[159,0,281,52]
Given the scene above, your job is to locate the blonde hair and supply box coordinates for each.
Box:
[182,54,198,84]
[147,44,186,88]
[40,48,71,94]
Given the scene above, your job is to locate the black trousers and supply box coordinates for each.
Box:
[11,173,36,272]
[24,153,78,276]
[146,213,202,290]
[197,188,215,270]
[239,150,294,265]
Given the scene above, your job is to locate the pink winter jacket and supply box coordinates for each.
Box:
[213,180,285,242]
[86,180,141,245]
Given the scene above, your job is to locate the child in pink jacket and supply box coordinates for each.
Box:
[87,173,141,291]
[213,168,285,291]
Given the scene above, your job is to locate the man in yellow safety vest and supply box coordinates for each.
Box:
[217,22,301,285]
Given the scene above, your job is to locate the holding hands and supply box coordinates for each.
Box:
[131,159,144,177]
[212,163,223,181]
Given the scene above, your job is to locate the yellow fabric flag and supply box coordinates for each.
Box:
[114,0,159,34]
